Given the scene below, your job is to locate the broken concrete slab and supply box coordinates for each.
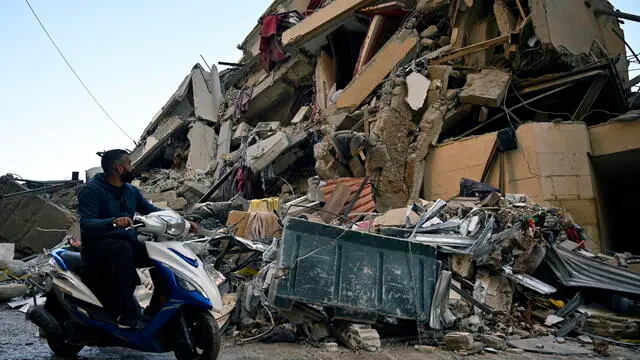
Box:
[420,25,438,39]
[217,119,233,158]
[315,51,336,111]
[405,72,431,111]
[480,334,507,350]
[367,79,414,211]
[131,116,185,169]
[142,63,221,132]
[459,69,511,107]
[476,270,513,313]
[0,243,15,261]
[326,112,359,130]
[186,121,217,174]
[333,323,381,351]
[445,332,474,350]
[145,190,187,210]
[452,254,473,278]
[245,131,290,173]
[507,336,591,355]
[282,0,374,47]
[335,29,419,111]
[223,56,314,123]
[191,63,222,123]
[254,121,281,138]
[0,178,76,255]
[0,283,28,301]
[373,208,419,228]
[291,106,311,124]
[232,122,252,146]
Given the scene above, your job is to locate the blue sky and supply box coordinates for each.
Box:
[0,0,639,180]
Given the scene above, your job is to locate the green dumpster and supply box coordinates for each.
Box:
[270,218,438,322]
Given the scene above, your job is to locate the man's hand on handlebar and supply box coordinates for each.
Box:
[188,221,198,234]
[113,217,133,229]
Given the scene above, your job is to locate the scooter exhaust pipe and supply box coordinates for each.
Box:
[26,306,62,336]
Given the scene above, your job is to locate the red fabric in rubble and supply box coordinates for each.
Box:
[259,15,286,70]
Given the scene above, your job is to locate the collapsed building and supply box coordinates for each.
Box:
[3,0,640,356]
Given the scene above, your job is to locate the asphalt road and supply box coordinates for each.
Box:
[1,305,637,360]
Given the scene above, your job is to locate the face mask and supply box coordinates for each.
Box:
[120,170,137,184]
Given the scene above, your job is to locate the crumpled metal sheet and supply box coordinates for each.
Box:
[502,265,557,295]
[546,246,640,296]
[430,270,452,329]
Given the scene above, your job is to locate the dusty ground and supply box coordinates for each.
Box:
[0,305,637,360]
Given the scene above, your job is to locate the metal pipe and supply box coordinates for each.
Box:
[594,8,640,23]
[218,61,244,67]
[0,181,80,202]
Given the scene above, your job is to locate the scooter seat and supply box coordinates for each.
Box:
[58,251,84,272]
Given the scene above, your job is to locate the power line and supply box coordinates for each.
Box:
[24,0,137,145]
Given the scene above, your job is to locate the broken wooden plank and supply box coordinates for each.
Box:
[426,65,452,106]
[320,182,350,223]
[515,0,527,20]
[520,70,607,95]
[431,35,510,65]
[464,18,498,67]
[459,69,511,107]
[353,15,386,75]
[282,0,375,47]
[494,0,516,36]
[315,51,336,111]
[336,29,419,110]
[572,76,608,121]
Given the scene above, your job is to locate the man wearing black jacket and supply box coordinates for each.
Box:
[78,149,195,328]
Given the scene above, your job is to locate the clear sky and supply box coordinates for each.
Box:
[0,0,639,180]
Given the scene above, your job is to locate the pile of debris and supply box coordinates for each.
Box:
[3,0,640,356]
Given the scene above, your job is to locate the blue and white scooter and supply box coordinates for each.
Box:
[26,210,223,360]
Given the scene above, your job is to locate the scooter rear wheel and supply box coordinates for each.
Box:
[174,310,221,360]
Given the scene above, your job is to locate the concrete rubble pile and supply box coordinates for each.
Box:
[3,0,640,356]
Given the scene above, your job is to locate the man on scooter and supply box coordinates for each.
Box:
[78,149,196,329]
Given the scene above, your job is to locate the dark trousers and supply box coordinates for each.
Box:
[82,238,152,317]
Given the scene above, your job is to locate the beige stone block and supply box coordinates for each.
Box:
[537,153,591,176]
[541,176,555,200]
[532,123,591,154]
[508,177,543,203]
[578,175,595,199]
[589,120,640,156]
[559,199,598,225]
[551,176,580,199]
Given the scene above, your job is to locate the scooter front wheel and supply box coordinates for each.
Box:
[46,334,84,358]
[43,294,85,357]
[174,309,221,360]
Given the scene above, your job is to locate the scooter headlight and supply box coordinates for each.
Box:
[174,273,209,300]
[159,215,186,236]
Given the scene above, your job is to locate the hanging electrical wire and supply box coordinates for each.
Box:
[23,0,137,145]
